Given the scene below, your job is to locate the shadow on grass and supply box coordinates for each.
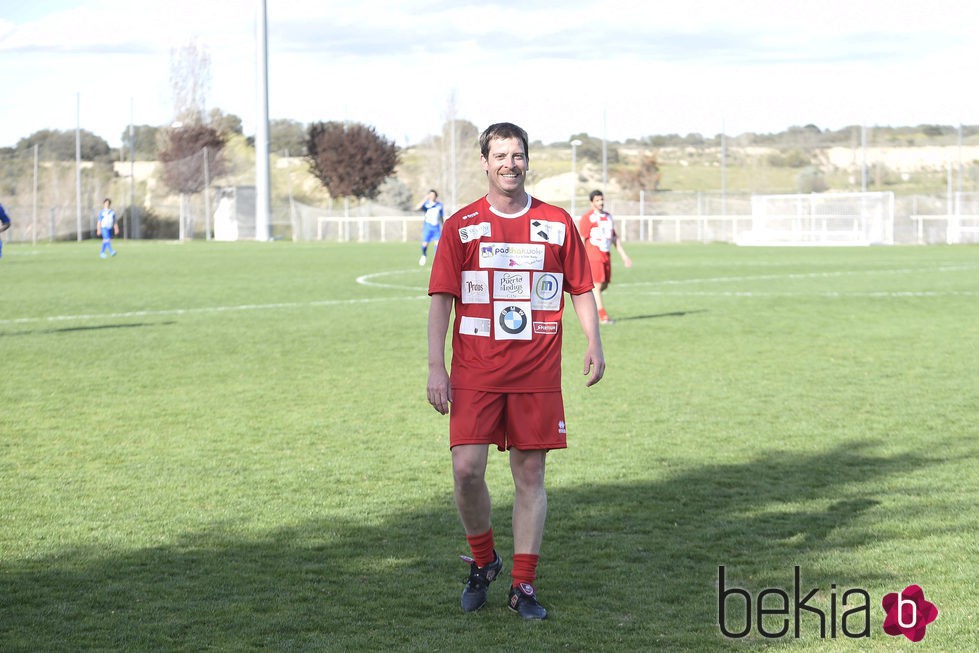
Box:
[0,321,176,337]
[0,441,944,651]
[614,309,708,322]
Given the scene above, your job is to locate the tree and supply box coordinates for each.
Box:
[306,121,399,203]
[15,129,111,161]
[120,125,162,159]
[270,119,308,156]
[170,39,211,126]
[208,109,243,138]
[158,124,226,194]
[568,133,619,165]
[796,166,828,193]
[615,152,662,198]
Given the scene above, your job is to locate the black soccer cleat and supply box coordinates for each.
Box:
[460,552,504,612]
[508,582,548,620]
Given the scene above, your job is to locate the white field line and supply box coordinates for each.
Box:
[640,290,979,297]
[617,264,978,289]
[355,269,428,291]
[4,264,973,327]
[0,295,427,327]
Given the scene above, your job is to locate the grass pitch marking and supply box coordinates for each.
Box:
[618,263,978,290]
[640,290,979,297]
[0,295,427,327]
[355,268,429,292]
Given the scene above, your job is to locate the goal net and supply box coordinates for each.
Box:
[949,192,979,244]
[738,192,895,246]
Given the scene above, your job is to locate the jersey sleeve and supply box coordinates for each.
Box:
[427,216,462,297]
[563,212,594,295]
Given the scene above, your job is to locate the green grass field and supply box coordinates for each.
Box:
[1,240,977,651]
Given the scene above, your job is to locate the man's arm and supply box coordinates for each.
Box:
[612,232,632,268]
[570,291,606,386]
[427,292,454,414]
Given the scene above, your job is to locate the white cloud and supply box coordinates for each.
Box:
[1,0,978,149]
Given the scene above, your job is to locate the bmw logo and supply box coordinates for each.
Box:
[499,305,528,334]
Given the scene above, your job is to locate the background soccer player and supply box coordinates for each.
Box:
[0,202,11,258]
[97,198,119,258]
[416,189,444,266]
[578,190,632,324]
[427,122,605,620]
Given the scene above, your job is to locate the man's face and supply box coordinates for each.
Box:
[591,194,604,211]
[481,137,527,195]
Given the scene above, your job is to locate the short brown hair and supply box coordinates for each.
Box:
[479,122,529,159]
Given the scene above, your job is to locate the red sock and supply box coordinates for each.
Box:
[511,553,539,587]
[466,529,496,568]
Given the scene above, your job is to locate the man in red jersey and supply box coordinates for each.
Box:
[578,190,632,324]
[427,122,605,620]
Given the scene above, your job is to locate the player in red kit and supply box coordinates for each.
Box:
[427,123,605,619]
[578,190,632,324]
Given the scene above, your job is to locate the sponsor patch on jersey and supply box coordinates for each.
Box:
[493,271,530,299]
[461,270,490,304]
[533,322,558,334]
[531,272,563,311]
[494,301,532,340]
[459,222,492,243]
[529,219,566,245]
[460,316,491,337]
[479,243,545,270]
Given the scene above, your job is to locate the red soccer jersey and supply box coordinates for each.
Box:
[429,195,594,392]
[578,209,617,261]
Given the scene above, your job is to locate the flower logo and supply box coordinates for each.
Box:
[881,584,939,642]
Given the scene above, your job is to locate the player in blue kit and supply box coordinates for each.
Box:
[98,198,118,258]
[417,189,444,266]
[0,202,10,258]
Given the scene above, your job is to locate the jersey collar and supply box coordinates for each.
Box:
[487,193,532,219]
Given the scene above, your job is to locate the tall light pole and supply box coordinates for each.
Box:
[570,139,582,216]
[254,0,271,241]
[75,92,82,242]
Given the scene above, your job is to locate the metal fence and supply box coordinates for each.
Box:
[303,192,979,246]
[1,163,977,246]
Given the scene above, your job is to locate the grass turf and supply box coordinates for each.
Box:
[1,240,976,651]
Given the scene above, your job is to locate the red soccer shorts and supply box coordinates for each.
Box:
[449,389,568,452]
[588,254,611,285]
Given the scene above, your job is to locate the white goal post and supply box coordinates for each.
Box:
[738,192,895,246]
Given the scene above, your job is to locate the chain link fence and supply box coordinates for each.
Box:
[2,149,977,246]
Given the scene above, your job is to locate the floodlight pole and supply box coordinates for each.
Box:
[602,109,607,192]
[254,0,272,241]
[721,119,727,216]
[76,92,82,242]
[129,97,137,239]
[570,139,582,216]
[860,125,868,192]
[33,144,38,246]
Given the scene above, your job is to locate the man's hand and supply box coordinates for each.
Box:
[427,366,452,415]
[583,345,606,387]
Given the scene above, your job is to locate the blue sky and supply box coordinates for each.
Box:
[1,0,977,149]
